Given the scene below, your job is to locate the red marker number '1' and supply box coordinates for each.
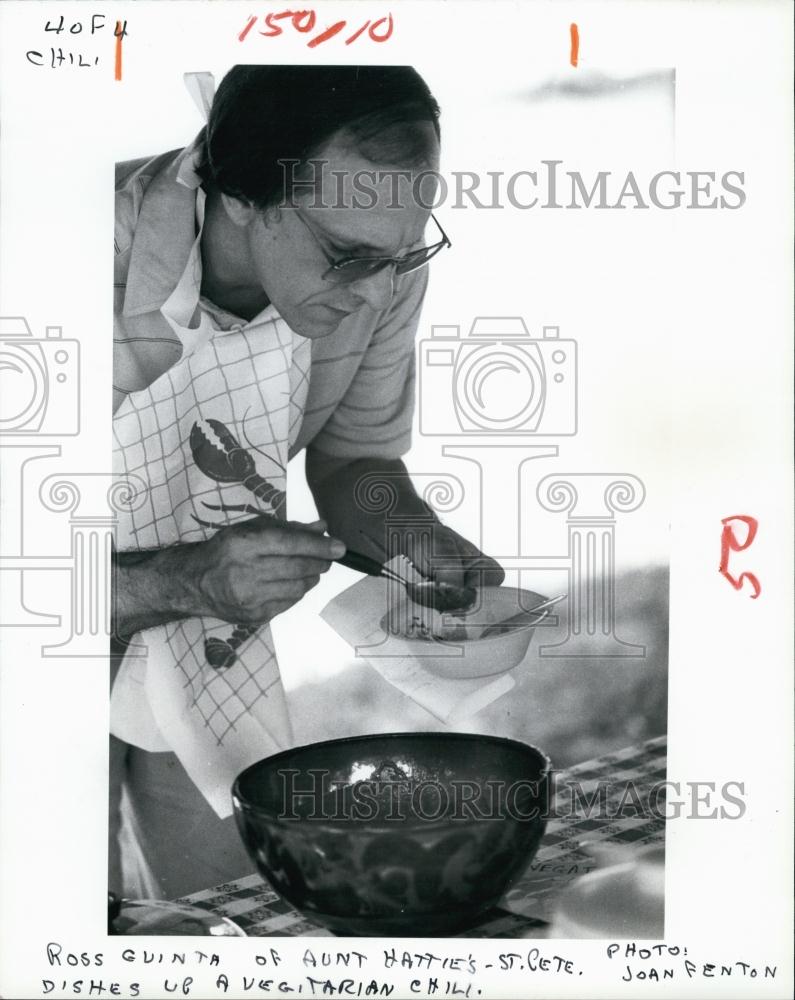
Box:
[720,515,761,599]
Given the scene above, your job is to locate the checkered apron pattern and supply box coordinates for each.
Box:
[112,308,311,817]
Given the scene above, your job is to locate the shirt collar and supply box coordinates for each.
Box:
[123,132,280,337]
[175,133,205,191]
[121,135,206,319]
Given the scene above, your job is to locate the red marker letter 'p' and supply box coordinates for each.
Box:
[720,515,761,598]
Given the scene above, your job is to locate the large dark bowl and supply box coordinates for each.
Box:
[232,732,551,936]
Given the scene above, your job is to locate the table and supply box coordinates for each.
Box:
[176,735,666,938]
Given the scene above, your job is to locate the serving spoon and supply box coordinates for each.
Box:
[336,549,477,613]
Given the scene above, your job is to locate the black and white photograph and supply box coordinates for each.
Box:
[0,2,791,998]
[107,57,671,938]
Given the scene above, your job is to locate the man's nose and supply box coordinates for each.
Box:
[350,265,395,312]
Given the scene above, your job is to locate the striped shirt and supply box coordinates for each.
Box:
[113,144,427,460]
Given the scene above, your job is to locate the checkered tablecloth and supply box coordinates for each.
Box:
[176,735,666,938]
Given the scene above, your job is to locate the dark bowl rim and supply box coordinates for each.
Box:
[232,730,552,829]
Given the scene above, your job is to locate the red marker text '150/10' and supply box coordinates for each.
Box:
[239,11,393,48]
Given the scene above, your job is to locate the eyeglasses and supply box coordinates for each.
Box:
[294,210,451,285]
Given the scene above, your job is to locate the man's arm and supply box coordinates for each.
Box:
[306,450,429,553]
[111,517,345,642]
[306,449,504,590]
[303,258,503,588]
[112,546,196,640]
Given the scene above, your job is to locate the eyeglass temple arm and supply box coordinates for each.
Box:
[431,213,451,248]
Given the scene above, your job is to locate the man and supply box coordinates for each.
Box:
[110,65,503,898]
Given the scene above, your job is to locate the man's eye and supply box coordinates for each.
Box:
[331,243,362,259]
[313,229,352,256]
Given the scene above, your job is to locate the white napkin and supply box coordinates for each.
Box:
[320,576,516,724]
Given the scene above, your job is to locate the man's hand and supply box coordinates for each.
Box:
[112,517,345,639]
[181,516,345,623]
[306,450,504,595]
[411,522,505,593]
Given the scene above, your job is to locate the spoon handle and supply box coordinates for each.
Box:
[337,549,400,581]
[528,593,568,614]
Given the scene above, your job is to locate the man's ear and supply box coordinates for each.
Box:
[220,192,257,227]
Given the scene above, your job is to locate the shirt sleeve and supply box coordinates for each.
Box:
[308,267,428,460]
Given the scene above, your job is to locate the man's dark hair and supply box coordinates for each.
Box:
[196,65,441,209]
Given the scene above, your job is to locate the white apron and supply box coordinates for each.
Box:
[111,303,311,817]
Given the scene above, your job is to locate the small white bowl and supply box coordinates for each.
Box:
[379,586,550,680]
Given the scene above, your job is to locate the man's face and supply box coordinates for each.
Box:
[226,124,441,339]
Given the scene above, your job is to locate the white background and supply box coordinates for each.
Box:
[0,1,792,998]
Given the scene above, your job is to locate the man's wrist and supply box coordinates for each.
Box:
[153,542,206,618]
[113,543,204,636]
